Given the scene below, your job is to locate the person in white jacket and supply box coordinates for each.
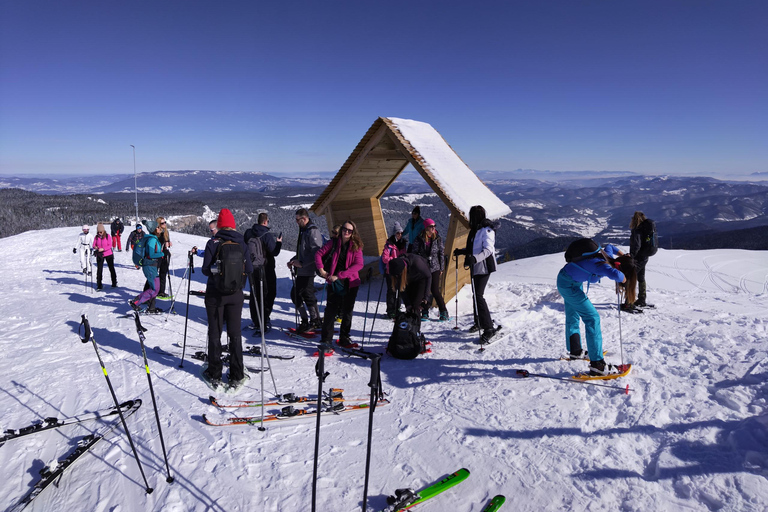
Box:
[73,224,94,274]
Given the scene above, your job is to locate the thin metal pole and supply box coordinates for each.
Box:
[179,252,194,368]
[130,145,139,225]
[453,255,459,330]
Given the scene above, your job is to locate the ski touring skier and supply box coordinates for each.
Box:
[92,222,117,290]
[73,224,94,275]
[453,205,501,344]
[314,219,364,348]
[380,221,406,319]
[129,220,165,312]
[200,208,253,393]
[411,218,449,321]
[287,208,323,334]
[558,238,635,376]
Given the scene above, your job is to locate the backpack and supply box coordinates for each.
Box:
[564,238,599,263]
[638,219,658,258]
[213,240,246,294]
[387,311,427,360]
[132,235,157,267]
[248,234,267,270]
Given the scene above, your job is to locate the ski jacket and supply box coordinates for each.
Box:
[402,253,432,302]
[247,224,282,269]
[92,233,113,258]
[110,219,124,236]
[380,235,406,274]
[412,230,445,273]
[290,222,322,277]
[402,217,425,246]
[630,219,654,261]
[127,229,144,249]
[562,244,625,284]
[465,221,497,276]
[315,237,364,289]
[141,234,165,282]
[201,228,253,295]
[75,231,94,253]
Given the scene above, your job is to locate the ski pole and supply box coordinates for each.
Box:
[514,369,631,393]
[360,266,374,346]
[78,315,154,493]
[166,260,189,322]
[469,265,479,330]
[453,254,459,330]
[290,267,299,330]
[311,342,330,512]
[179,252,194,368]
[361,354,383,512]
[133,313,174,483]
[367,276,385,346]
[617,291,624,366]
[167,252,175,312]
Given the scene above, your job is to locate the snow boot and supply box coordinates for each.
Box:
[588,359,622,377]
[438,310,450,321]
[200,363,222,392]
[296,320,311,334]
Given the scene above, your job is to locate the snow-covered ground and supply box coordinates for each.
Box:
[1,227,767,511]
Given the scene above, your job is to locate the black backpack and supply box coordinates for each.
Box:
[387,311,427,360]
[248,234,267,269]
[213,240,246,294]
[638,219,658,258]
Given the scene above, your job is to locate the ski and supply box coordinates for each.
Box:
[0,399,139,447]
[482,494,506,512]
[243,345,295,360]
[203,400,389,427]
[476,326,505,352]
[380,467,470,511]
[573,363,632,381]
[209,388,378,408]
[8,399,142,512]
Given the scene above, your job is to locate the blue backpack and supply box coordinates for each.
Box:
[132,235,159,267]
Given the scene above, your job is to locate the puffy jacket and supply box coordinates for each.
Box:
[92,234,113,257]
[562,244,625,284]
[127,229,144,249]
[315,237,364,288]
[412,231,445,273]
[202,228,254,296]
[110,219,124,236]
[141,234,165,284]
[465,222,497,276]
[247,224,282,269]
[402,217,425,246]
[380,235,406,274]
[290,222,322,277]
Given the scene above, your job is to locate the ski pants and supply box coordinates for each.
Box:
[472,273,493,330]
[425,270,447,313]
[111,233,122,251]
[636,257,648,302]
[158,249,171,295]
[249,267,277,326]
[291,275,319,323]
[557,268,602,362]
[385,274,402,315]
[321,284,359,344]
[96,254,117,287]
[79,247,92,273]
[136,277,160,307]
[205,290,245,381]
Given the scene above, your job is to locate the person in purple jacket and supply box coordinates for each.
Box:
[557,238,632,376]
[315,220,364,348]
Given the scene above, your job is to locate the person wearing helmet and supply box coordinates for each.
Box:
[73,224,94,275]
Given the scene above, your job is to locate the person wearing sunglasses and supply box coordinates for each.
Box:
[315,221,364,348]
[411,218,449,321]
[287,209,323,334]
[92,222,117,290]
[155,217,173,299]
[380,221,407,319]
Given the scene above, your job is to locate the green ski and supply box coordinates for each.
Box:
[482,494,506,511]
[381,467,470,511]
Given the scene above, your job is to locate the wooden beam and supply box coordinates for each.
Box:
[441,212,471,304]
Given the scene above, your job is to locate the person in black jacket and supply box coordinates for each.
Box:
[245,212,282,335]
[412,218,448,321]
[200,208,253,393]
[629,211,654,308]
[110,217,124,252]
[387,253,432,331]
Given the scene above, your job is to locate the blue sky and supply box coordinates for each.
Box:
[1,0,766,178]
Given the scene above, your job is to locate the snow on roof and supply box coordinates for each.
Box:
[387,117,511,221]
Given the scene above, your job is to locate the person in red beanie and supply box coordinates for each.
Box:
[200,208,253,393]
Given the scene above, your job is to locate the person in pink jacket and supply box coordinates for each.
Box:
[92,222,117,290]
[315,220,364,348]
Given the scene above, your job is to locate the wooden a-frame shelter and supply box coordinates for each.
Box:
[310,117,511,303]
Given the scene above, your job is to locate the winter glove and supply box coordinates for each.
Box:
[464,255,476,267]
[73,248,77,254]
[453,248,466,257]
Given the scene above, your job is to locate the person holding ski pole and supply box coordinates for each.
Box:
[453,205,500,344]
[629,211,657,309]
[129,220,165,312]
[200,208,253,393]
[92,222,117,290]
[558,238,633,376]
[287,208,323,334]
[74,224,94,275]
[156,217,172,298]
[381,222,407,319]
[245,212,282,334]
[315,220,364,348]
[412,218,449,321]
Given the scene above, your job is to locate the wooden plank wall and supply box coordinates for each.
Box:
[441,212,471,303]
[328,197,388,258]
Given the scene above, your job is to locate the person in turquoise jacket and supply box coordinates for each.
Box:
[402,206,425,252]
[129,220,165,312]
[557,238,628,376]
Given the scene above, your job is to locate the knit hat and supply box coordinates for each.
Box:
[217,208,236,230]
[393,221,404,234]
[144,220,158,233]
[388,257,406,276]
[424,218,435,227]
[82,224,89,231]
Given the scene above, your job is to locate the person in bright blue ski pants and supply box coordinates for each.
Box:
[556,268,602,361]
